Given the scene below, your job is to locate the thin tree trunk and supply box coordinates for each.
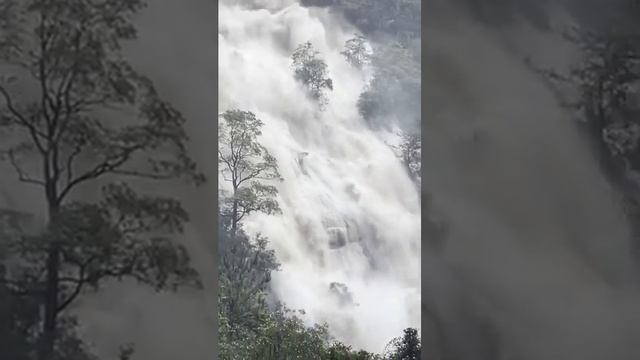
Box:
[39,243,59,360]
[231,198,239,236]
[231,183,239,235]
[39,172,60,360]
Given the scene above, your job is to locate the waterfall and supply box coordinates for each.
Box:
[219,1,421,352]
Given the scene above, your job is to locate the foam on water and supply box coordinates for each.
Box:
[219,1,421,352]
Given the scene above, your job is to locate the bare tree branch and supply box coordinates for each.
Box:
[6,149,45,186]
[57,144,143,202]
[0,85,47,153]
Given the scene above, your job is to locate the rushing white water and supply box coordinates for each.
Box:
[219,1,421,352]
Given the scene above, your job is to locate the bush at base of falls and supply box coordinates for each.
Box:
[219,302,421,360]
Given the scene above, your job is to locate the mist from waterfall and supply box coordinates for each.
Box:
[219,1,421,353]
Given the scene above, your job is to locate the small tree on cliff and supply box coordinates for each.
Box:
[341,34,370,69]
[218,109,281,235]
[292,41,334,108]
[0,1,203,359]
[393,132,421,186]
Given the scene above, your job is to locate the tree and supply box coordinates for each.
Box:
[300,0,421,42]
[218,110,282,359]
[216,220,387,360]
[392,132,421,186]
[530,24,640,249]
[0,210,39,360]
[0,210,120,360]
[323,342,381,360]
[341,34,370,69]
[252,305,329,360]
[219,222,280,343]
[531,24,640,261]
[534,27,640,178]
[395,328,421,360]
[218,109,281,235]
[0,1,203,358]
[357,42,420,130]
[383,328,421,360]
[292,42,334,108]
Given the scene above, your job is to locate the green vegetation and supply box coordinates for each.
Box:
[341,34,371,69]
[218,110,281,235]
[292,41,334,108]
[300,0,420,41]
[304,0,421,134]
[218,111,421,359]
[217,4,424,357]
[356,41,420,130]
[319,1,422,181]
[393,133,421,186]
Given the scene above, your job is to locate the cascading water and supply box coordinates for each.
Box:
[219,1,421,352]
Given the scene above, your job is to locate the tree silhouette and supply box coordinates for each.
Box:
[0,1,204,358]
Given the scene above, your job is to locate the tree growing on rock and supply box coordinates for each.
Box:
[341,34,371,69]
[292,41,334,108]
[393,132,421,186]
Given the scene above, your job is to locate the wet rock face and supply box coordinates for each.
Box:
[325,217,363,250]
[327,227,348,249]
[344,183,360,201]
[297,152,309,175]
[329,282,355,306]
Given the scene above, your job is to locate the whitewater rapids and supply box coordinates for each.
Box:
[219,1,421,352]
